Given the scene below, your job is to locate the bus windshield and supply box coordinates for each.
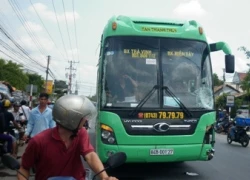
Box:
[101,36,214,109]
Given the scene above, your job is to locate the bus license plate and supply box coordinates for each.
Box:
[150,149,174,156]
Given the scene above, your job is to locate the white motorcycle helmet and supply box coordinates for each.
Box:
[52,95,97,132]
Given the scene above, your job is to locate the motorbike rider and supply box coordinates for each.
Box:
[219,111,230,132]
[0,99,19,158]
[229,110,245,140]
[18,95,118,180]
[217,109,224,120]
[11,101,26,144]
[11,102,25,122]
[0,100,13,155]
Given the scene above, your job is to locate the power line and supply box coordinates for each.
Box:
[0,39,45,72]
[0,10,27,47]
[9,0,47,55]
[72,0,80,63]
[0,7,46,72]
[62,0,74,62]
[29,0,68,62]
[0,48,45,74]
[48,68,56,79]
[48,64,63,80]
[0,24,45,68]
[52,0,69,62]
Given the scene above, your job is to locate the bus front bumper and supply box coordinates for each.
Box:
[98,144,215,163]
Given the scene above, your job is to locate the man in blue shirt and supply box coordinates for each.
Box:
[23,93,55,140]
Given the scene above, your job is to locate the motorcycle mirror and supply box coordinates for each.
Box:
[92,152,127,180]
[2,154,20,170]
[106,152,127,169]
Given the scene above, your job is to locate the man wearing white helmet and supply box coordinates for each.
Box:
[18,95,118,180]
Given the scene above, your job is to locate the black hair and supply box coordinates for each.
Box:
[20,100,27,105]
[39,92,49,99]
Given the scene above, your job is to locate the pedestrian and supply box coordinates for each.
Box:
[20,100,31,121]
[23,93,55,140]
[18,95,118,180]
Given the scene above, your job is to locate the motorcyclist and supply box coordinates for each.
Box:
[18,95,118,180]
[217,109,224,120]
[229,110,245,140]
[11,101,26,144]
[0,99,19,157]
[219,111,230,132]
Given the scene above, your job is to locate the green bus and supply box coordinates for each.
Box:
[95,15,235,163]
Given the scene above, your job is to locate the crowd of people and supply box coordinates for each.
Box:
[0,93,118,180]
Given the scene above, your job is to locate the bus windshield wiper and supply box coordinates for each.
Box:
[129,85,159,116]
[162,86,193,118]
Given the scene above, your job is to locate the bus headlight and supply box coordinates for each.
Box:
[101,124,117,145]
[101,130,111,139]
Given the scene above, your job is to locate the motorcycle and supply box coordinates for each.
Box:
[227,126,249,147]
[214,118,232,134]
[1,151,127,180]
[0,125,20,157]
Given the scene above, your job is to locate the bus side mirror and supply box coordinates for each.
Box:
[225,54,235,73]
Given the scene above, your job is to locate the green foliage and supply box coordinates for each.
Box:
[238,46,250,59]
[213,73,224,86]
[26,73,44,94]
[239,69,250,93]
[215,93,227,109]
[230,98,243,117]
[0,58,28,89]
[0,58,45,94]
[215,93,244,118]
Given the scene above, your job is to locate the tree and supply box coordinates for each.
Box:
[215,93,227,109]
[239,69,250,91]
[213,73,224,86]
[238,46,250,59]
[54,80,68,98]
[215,93,243,118]
[0,58,29,90]
[26,73,44,94]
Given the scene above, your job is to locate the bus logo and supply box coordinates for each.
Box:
[153,123,170,132]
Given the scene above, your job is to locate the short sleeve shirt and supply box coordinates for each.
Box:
[21,126,94,180]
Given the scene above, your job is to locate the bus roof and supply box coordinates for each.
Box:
[103,15,208,42]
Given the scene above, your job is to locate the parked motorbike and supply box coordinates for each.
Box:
[227,126,249,147]
[1,152,127,180]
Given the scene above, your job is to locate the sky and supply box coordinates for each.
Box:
[0,0,250,96]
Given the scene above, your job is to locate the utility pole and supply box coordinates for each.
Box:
[45,55,50,93]
[75,81,78,95]
[65,61,77,94]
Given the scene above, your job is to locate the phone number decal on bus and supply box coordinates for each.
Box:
[138,112,184,119]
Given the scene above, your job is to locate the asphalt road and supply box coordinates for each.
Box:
[108,133,250,180]
[1,133,249,180]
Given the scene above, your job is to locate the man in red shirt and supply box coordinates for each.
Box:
[18,95,118,180]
